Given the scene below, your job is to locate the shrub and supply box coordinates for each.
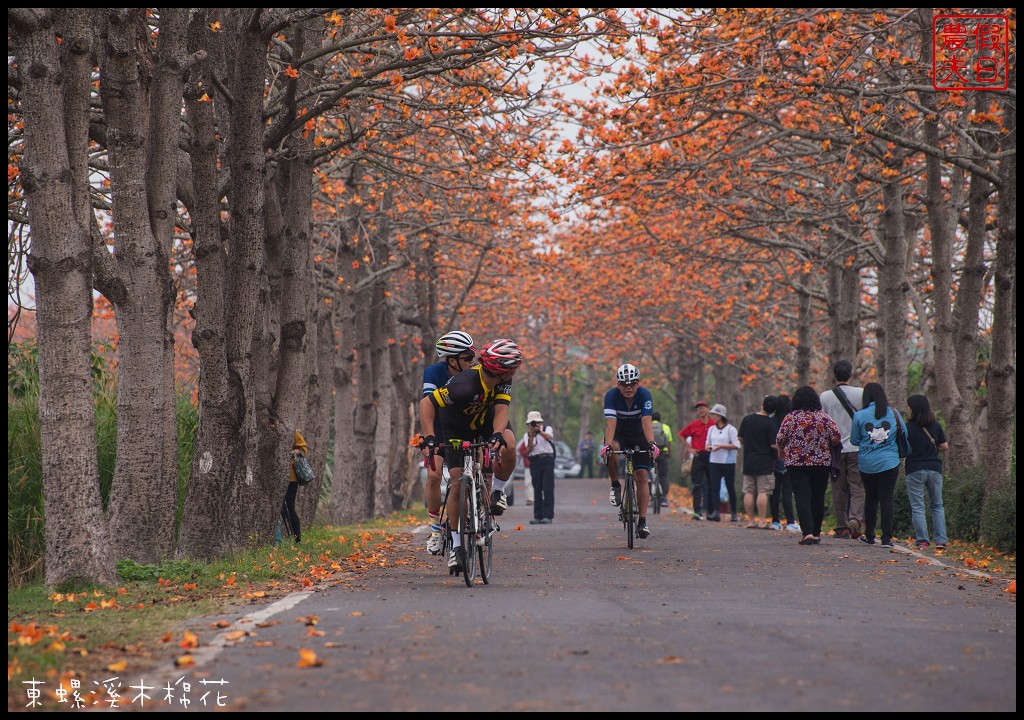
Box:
[944,465,985,542]
[980,481,1016,554]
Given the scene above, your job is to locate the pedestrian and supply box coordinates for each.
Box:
[679,400,714,519]
[281,430,307,543]
[523,410,556,524]
[776,386,841,545]
[517,435,535,506]
[706,404,740,522]
[768,393,800,533]
[651,411,672,507]
[850,382,908,549]
[577,431,596,479]
[738,396,778,528]
[904,395,949,551]
[820,359,866,540]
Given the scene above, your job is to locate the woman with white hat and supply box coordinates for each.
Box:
[706,404,740,521]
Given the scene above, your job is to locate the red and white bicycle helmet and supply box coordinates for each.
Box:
[616,363,640,383]
[435,330,476,358]
[479,338,523,375]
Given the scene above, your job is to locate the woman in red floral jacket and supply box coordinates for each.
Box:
[776,386,841,545]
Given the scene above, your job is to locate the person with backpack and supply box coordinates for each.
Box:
[281,430,309,543]
[819,360,865,539]
[651,411,672,507]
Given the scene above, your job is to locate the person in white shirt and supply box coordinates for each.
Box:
[522,410,556,524]
[706,404,740,522]
[819,359,865,540]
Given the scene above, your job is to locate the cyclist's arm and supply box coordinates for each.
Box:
[641,415,656,446]
[603,416,617,447]
[419,395,437,439]
[491,402,510,437]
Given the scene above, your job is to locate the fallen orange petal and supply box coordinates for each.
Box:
[106,660,127,672]
[180,630,199,649]
[515,525,525,531]
[297,648,323,668]
[175,654,195,667]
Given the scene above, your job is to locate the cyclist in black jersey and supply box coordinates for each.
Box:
[420,338,524,573]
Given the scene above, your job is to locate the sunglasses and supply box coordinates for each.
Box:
[618,381,638,387]
[458,354,475,363]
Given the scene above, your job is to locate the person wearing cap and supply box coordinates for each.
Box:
[706,403,740,522]
[522,410,556,524]
[679,400,714,519]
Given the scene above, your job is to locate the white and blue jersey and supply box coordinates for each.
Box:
[603,385,654,431]
[422,361,451,397]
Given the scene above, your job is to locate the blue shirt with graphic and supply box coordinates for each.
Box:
[850,402,907,474]
[603,385,654,435]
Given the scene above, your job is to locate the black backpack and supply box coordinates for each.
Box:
[293,452,315,486]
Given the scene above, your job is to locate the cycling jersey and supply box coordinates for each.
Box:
[429,365,512,440]
[603,385,654,432]
[604,385,654,470]
[421,360,451,397]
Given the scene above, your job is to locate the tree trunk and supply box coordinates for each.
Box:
[178,11,272,558]
[795,270,812,387]
[982,93,1016,511]
[877,180,910,411]
[12,9,117,586]
[100,8,184,564]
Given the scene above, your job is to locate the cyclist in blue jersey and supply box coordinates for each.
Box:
[420,338,524,573]
[419,331,477,555]
[600,363,660,539]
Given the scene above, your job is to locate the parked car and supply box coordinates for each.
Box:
[512,439,580,479]
[554,440,581,479]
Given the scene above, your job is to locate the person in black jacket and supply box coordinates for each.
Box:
[904,395,949,550]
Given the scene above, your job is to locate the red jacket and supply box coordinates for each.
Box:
[679,418,713,452]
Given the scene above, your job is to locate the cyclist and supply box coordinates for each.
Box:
[420,338,524,573]
[419,330,478,555]
[600,363,659,539]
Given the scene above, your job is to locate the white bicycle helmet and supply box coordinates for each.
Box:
[435,330,475,358]
[616,363,640,383]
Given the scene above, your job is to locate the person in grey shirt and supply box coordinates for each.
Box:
[819,359,865,539]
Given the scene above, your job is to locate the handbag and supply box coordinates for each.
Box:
[293,452,315,486]
[895,421,910,459]
[829,442,842,480]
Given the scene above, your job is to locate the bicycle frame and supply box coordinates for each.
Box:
[447,439,497,586]
[609,448,641,549]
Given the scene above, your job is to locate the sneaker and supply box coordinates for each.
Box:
[427,527,443,555]
[609,485,622,507]
[858,535,875,545]
[489,490,508,516]
[832,528,851,539]
[693,511,705,520]
[660,499,669,507]
[935,543,947,551]
[447,547,464,572]
[849,527,862,540]
[769,522,782,530]
[786,522,802,533]
[917,540,931,550]
[880,539,895,548]
[730,513,738,522]
[636,521,651,539]
[706,513,721,522]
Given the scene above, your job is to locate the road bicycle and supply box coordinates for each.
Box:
[607,448,641,549]
[437,438,498,586]
[648,460,662,515]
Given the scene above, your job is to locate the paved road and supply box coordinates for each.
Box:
[163,477,1016,712]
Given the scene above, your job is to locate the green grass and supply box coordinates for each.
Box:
[8,514,423,701]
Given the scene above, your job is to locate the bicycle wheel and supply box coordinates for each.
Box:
[625,472,636,549]
[477,487,493,584]
[460,474,478,586]
[649,468,662,515]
